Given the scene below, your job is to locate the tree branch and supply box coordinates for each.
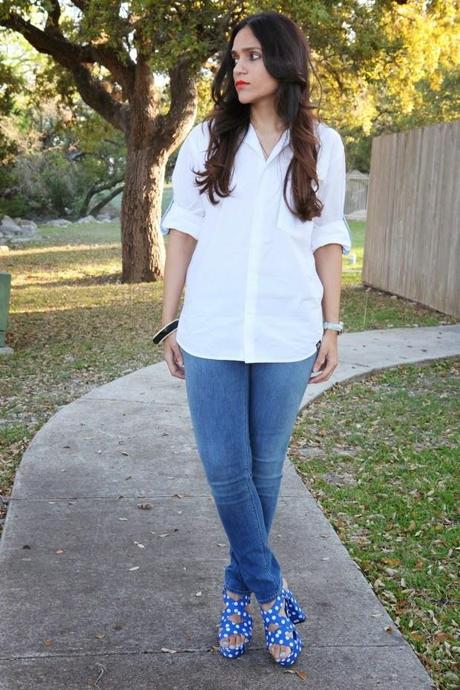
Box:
[90,44,135,99]
[45,0,61,32]
[1,12,92,68]
[88,184,124,217]
[77,173,124,217]
[154,58,198,151]
[68,0,88,11]
[72,63,129,131]
[1,11,131,130]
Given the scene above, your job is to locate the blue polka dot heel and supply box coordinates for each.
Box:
[218,586,253,659]
[282,585,307,625]
[260,591,304,667]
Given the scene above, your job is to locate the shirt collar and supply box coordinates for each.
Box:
[243,122,291,162]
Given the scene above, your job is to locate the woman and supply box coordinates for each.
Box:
[156,10,351,667]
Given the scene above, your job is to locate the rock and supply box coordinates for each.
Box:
[101,203,120,219]
[77,215,96,224]
[9,236,37,243]
[333,447,358,457]
[0,216,21,233]
[15,218,38,232]
[1,216,39,243]
[321,472,357,487]
[296,446,326,458]
[47,219,72,227]
[14,225,37,235]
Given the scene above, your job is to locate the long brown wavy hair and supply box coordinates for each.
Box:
[194,11,324,222]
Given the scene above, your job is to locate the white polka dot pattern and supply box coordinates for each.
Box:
[282,585,307,625]
[259,591,304,667]
[218,586,253,659]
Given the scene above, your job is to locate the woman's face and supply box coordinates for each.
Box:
[231,26,279,105]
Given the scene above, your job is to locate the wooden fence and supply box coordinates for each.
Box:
[362,120,459,317]
[345,170,369,216]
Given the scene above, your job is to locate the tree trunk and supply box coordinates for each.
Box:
[120,145,167,283]
[119,59,197,283]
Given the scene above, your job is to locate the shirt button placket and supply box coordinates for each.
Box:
[243,164,268,362]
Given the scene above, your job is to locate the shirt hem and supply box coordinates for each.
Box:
[177,335,319,363]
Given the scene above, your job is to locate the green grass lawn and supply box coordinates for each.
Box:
[290,358,459,690]
[0,216,458,689]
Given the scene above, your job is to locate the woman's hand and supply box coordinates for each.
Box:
[163,331,185,379]
[309,330,338,384]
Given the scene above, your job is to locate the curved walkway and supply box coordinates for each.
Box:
[1,324,458,689]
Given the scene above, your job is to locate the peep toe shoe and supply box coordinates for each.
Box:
[218,586,253,659]
[260,591,304,667]
[282,584,307,624]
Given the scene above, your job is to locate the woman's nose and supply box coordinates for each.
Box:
[234,65,248,77]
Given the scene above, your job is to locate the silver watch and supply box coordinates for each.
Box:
[323,320,344,334]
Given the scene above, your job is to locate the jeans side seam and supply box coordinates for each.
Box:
[243,366,280,597]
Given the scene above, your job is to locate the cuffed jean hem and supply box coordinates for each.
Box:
[223,582,252,597]
[255,581,283,605]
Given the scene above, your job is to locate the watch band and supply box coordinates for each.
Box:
[152,318,179,345]
[323,320,344,334]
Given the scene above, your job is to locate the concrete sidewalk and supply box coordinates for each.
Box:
[0,324,458,689]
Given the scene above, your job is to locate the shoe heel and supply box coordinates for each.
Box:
[283,586,307,625]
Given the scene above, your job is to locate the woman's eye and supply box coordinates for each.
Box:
[231,53,261,64]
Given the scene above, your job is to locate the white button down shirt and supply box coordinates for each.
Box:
[161,119,352,363]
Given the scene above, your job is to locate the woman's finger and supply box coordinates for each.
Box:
[309,347,337,382]
[163,334,185,379]
[310,358,337,383]
[173,345,184,370]
[165,351,185,379]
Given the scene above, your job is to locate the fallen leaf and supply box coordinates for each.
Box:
[409,632,424,641]
[432,632,451,644]
[384,567,398,576]
[283,669,307,680]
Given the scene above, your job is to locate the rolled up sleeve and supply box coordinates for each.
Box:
[311,129,352,256]
[160,127,205,240]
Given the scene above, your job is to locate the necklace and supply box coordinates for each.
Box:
[250,120,286,160]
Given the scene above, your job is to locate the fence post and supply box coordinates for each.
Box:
[0,272,12,349]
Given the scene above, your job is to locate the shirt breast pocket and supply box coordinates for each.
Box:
[276,197,314,247]
[276,158,327,249]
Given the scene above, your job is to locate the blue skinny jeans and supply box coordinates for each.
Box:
[179,345,318,605]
